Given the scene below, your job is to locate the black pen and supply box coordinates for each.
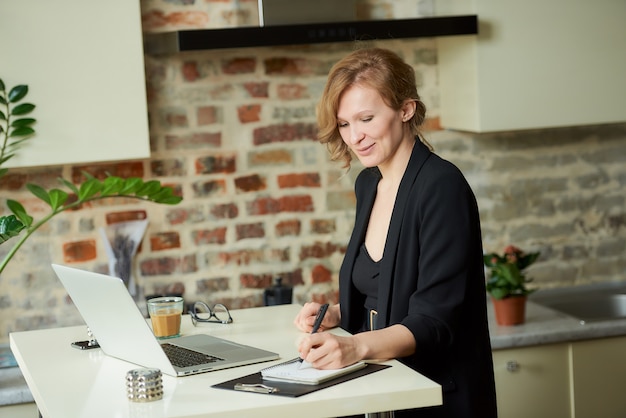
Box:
[310,303,329,334]
[298,303,329,366]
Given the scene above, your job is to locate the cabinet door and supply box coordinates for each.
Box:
[492,343,571,418]
[437,0,626,132]
[0,0,150,168]
[571,336,626,418]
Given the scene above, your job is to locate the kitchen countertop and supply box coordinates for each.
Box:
[3,299,626,407]
[488,298,626,350]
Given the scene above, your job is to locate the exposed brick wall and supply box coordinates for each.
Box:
[0,0,624,342]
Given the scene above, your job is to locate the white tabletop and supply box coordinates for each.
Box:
[10,304,441,417]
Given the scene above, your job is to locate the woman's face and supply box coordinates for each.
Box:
[336,84,410,170]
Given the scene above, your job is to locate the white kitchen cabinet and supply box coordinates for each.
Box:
[0,0,150,168]
[492,343,571,418]
[571,336,626,418]
[436,0,626,132]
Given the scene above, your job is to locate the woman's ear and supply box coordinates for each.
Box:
[401,99,417,122]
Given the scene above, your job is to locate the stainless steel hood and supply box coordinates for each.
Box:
[144,15,478,55]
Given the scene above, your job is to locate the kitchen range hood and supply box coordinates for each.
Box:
[144,15,477,55]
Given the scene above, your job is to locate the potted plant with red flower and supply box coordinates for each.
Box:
[484,245,540,325]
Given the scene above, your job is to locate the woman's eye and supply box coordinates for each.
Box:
[362,117,373,123]
[338,122,348,128]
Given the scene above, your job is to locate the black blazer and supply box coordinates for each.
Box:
[339,140,497,418]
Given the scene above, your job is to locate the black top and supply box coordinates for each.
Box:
[352,243,379,312]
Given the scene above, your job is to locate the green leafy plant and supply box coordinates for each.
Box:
[484,245,540,300]
[0,79,182,275]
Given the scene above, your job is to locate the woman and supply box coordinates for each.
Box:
[294,48,497,417]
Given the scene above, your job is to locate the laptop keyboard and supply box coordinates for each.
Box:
[161,343,223,368]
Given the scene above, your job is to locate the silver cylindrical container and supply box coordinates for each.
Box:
[126,368,163,402]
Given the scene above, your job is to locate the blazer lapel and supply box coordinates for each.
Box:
[376,141,432,328]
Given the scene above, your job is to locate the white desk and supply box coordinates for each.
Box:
[10,304,441,417]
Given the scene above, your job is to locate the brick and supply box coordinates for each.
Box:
[276,219,301,237]
[311,219,336,234]
[196,277,230,293]
[311,264,332,283]
[165,132,222,150]
[150,231,181,251]
[299,242,341,260]
[192,227,227,245]
[252,123,317,146]
[326,190,356,211]
[197,106,222,125]
[248,149,293,166]
[222,57,256,74]
[246,195,314,215]
[278,195,314,212]
[195,155,236,174]
[0,168,64,191]
[140,257,179,276]
[106,210,147,225]
[210,203,239,219]
[281,268,304,286]
[151,158,186,177]
[277,83,309,100]
[182,61,201,82]
[191,179,227,197]
[237,104,261,123]
[72,162,144,183]
[236,222,265,240]
[181,254,198,273]
[167,206,206,225]
[159,107,189,128]
[63,240,97,263]
[235,174,266,193]
[277,172,321,188]
[243,82,269,98]
[240,273,274,289]
[211,249,265,266]
[141,10,209,31]
[264,57,329,76]
[272,105,315,120]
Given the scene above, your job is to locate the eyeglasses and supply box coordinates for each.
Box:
[190,301,233,326]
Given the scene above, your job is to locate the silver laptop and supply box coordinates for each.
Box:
[51,264,279,377]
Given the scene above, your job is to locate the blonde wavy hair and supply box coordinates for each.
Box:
[317,47,432,168]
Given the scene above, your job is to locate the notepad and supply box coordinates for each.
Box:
[260,358,367,385]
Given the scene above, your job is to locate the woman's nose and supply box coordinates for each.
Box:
[349,126,364,144]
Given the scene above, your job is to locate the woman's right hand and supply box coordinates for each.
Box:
[293,302,340,332]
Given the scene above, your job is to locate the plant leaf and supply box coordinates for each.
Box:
[10,126,35,137]
[26,183,51,205]
[48,189,69,211]
[6,200,33,227]
[158,195,183,205]
[119,177,144,194]
[8,85,28,102]
[77,178,103,201]
[0,215,26,244]
[11,118,36,127]
[58,177,80,195]
[11,103,35,116]
[0,109,5,120]
[100,176,124,196]
[0,78,5,91]
[136,180,161,197]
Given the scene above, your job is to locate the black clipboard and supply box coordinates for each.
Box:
[212,363,391,397]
